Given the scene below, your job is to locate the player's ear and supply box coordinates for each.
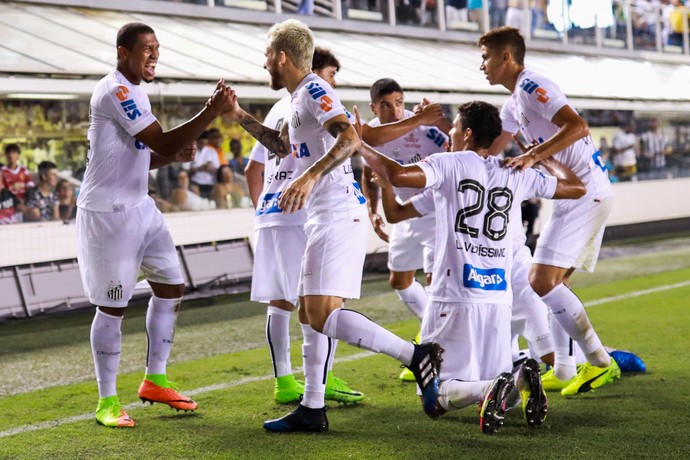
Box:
[116,46,128,62]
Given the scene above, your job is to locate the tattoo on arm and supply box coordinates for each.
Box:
[239,112,291,158]
[315,121,357,176]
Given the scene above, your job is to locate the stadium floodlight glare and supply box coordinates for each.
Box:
[5,93,79,100]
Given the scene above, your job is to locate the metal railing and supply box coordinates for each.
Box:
[172,0,690,56]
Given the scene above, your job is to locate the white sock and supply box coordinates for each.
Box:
[439,379,492,410]
[395,280,427,320]
[327,337,338,373]
[550,317,578,381]
[542,284,611,368]
[91,309,123,398]
[266,307,293,378]
[322,308,414,366]
[301,324,328,409]
[145,295,182,376]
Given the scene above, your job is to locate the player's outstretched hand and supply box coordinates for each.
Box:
[352,105,364,140]
[413,97,431,114]
[279,173,317,214]
[206,79,238,117]
[417,103,444,127]
[176,142,197,163]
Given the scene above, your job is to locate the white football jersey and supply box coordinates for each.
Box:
[418,151,557,305]
[367,110,448,203]
[249,96,307,228]
[501,69,611,200]
[288,73,365,224]
[78,70,157,212]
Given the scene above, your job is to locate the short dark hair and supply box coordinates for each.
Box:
[37,160,58,180]
[478,27,526,66]
[207,128,222,138]
[4,143,20,155]
[369,78,404,104]
[458,101,502,149]
[312,47,340,72]
[117,22,155,50]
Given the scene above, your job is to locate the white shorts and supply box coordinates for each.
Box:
[298,209,367,299]
[76,197,184,308]
[422,301,512,382]
[534,195,613,272]
[511,244,553,359]
[251,225,307,306]
[388,215,435,273]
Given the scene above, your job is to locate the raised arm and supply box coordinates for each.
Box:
[374,174,422,224]
[505,105,589,171]
[278,114,360,213]
[136,80,234,158]
[362,103,448,146]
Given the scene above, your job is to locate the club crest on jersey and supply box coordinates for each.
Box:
[115,85,142,120]
[291,142,311,158]
[306,82,334,112]
[463,264,507,291]
[519,78,549,103]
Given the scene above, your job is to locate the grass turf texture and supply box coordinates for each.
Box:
[1,241,690,459]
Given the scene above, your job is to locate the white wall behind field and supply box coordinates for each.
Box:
[1,178,689,268]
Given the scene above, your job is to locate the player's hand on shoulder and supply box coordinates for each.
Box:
[503,152,537,171]
[176,142,197,163]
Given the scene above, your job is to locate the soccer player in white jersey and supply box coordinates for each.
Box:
[478,27,621,395]
[357,101,586,434]
[226,19,443,432]
[372,175,556,373]
[244,47,364,405]
[77,22,235,428]
[360,79,450,382]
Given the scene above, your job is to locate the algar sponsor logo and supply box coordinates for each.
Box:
[457,241,506,258]
[463,264,507,291]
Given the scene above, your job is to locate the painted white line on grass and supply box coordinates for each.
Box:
[4,278,689,439]
[584,280,690,307]
[0,351,374,439]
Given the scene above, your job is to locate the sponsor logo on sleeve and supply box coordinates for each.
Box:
[115,85,142,120]
[519,78,549,103]
[426,128,447,148]
[306,82,333,112]
[463,264,507,291]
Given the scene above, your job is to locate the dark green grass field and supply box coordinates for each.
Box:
[1,239,690,459]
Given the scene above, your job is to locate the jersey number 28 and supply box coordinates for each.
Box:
[455,179,513,242]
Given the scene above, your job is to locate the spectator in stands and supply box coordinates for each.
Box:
[171,169,209,211]
[148,187,179,213]
[506,0,527,35]
[56,179,77,221]
[639,118,671,178]
[397,0,422,25]
[490,0,508,29]
[2,143,34,203]
[228,138,248,176]
[446,0,469,27]
[531,0,546,31]
[211,164,246,209]
[667,0,689,46]
[206,127,227,165]
[468,0,485,31]
[24,160,59,222]
[183,130,221,199]
[297,0,314,15]
[0,176,24,224]
[612,122,639,181]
